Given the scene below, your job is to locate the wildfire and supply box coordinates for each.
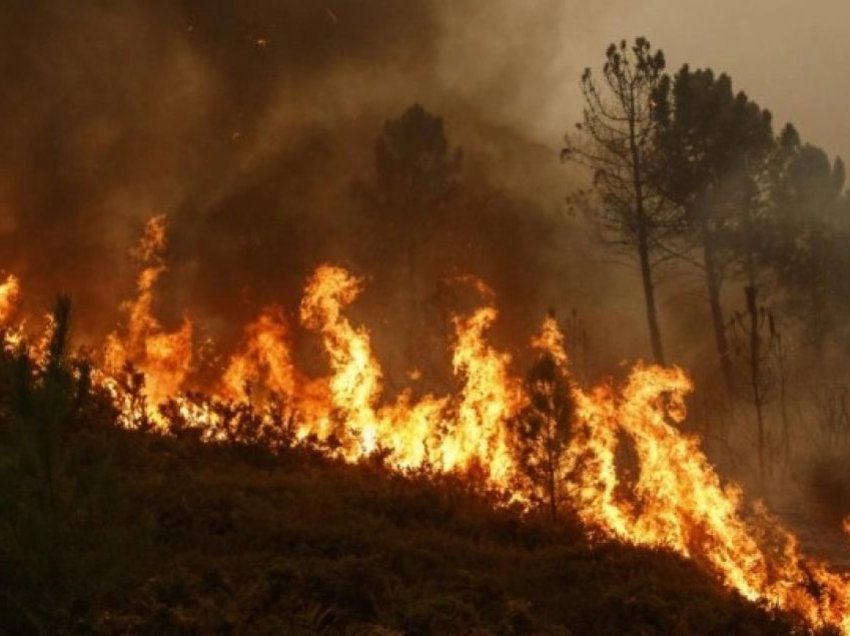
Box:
[0,273,20,325]
[293,264,518,476]
[221,305,297,403]
[102,215,193,419]
[7,215,850,632]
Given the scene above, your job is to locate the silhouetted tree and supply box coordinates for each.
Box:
[563,37,670,364]
[729,287,778,489]
[773,327,793,471]
[653,66,774,392]
[353,104,462,369]
[512,338,575,519]
[0,297,140,632]
[766,124,849,355]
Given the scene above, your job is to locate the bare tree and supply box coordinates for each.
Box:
[773,329,792,470]
[563,37,671,364]
[730,286,778,490]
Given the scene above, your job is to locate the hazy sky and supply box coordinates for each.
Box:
[435,0,850,165]
[635,0,850,162]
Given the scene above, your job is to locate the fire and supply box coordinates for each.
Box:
[298,264,384,454]
[102,215,192,420]
[8,215,850,631]
[293,265,523,480]
[546,330,850,629]
[446,306,521,483]
[0,273,20,325]
[221,305,297,403]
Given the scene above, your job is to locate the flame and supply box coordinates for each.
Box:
[5,215,850,632]
[444,306,521,483]
[103,215,192,421]
[541,325,850,629]
[298,265,383,454]
[293,265,522,481]
[0,273,20,325]
[221,305,297,403]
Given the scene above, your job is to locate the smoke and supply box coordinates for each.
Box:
[0,0,656,386]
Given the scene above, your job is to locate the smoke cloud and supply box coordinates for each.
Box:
[0,0,712,380]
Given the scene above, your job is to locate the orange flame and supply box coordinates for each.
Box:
[0,273,20,326]
[534,320,850,630]
[221,305,297,403]
[298,265,383,454]
[445,306,520,483]
[293,265,522,480]
[103,215,192,421]
[7,216,850,632]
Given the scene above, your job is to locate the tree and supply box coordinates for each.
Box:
[512,338,575,519]
[563,37,670,364]
[0,297,142,632]
[652,66,775,392]
[729,286,778,489]
[353,104,462,370]
[766,124,848,355]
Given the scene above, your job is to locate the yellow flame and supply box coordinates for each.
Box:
[221,304,297,403]
[8,216,850,632]
[0,273,20,326]
[103,215,192,422]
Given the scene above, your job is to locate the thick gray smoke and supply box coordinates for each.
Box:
[0,0,654,385]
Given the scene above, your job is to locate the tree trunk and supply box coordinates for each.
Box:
[637,224,665,364]
[777,336,791,471]
[703,238,735,394]
[627,95,665,365]
[745,285,766,489]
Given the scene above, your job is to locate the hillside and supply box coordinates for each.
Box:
[0,421,812,635]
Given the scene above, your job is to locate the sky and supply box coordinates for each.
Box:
[636,0,850,162]
[427,0,850,365]
[490,0,850,163]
